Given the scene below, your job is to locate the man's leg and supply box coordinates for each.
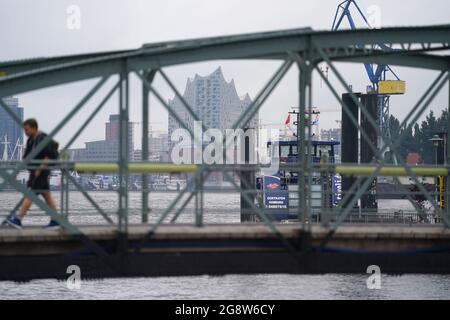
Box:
[17,197,33,220]
[41,192,61,229]
[42,192,57,210]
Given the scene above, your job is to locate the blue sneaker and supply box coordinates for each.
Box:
[43,220,60,230]
[5,216,23,230]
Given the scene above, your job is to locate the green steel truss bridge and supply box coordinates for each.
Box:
[0,25,450,280]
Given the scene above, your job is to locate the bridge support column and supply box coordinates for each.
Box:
[142,70,156,223]
[291,53,314,256]
[446,73,450,225]
[118,62,129,273]
[360,94,378,212]
[240,128,256,222]
[297,58,312,234]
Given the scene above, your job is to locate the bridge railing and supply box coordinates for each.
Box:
[1,161,448,226]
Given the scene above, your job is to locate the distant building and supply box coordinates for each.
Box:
[149,131,169,162]
[69,148,87,161]
[132,132,170,162]
[69,114,134,162]
[105,114,134,154]
[0,97,24,161]
[320,128,341,161]
[78,140,120,162]
[131,149,142,162]
[168,67,258,140]
[167,67,257,185]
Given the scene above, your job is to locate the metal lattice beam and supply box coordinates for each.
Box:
[0,26,449,97]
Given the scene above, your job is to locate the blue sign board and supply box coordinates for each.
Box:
[332,174,342,205]
[263,176,289,220]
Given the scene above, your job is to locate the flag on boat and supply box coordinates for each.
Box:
[285,114,291,125]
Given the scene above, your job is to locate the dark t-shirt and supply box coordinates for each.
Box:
[23,132,53,165]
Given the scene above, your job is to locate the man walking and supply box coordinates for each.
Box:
[6,119,60,230]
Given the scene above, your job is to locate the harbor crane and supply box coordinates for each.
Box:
[332,0,406,163]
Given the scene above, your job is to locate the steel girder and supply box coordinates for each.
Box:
[0,25,448,98]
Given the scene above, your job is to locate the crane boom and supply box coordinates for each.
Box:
[331,0,405,164]
[331,0,400,87]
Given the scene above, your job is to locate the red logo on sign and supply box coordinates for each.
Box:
[266,183,278,190]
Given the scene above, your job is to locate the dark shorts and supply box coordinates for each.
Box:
[27,170,51,194]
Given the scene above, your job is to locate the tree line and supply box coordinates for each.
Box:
[388,109,448,164]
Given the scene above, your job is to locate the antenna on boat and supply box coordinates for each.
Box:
[1,135,11,161]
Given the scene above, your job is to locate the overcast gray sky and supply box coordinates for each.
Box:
[1,0,449,149]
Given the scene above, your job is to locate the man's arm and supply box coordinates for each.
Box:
[34,156,49,177]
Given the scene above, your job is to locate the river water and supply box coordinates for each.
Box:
[0,191,449,300]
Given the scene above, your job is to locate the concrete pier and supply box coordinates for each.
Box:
[1,224,449,280]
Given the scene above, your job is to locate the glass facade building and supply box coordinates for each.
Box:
[0,97,24,161]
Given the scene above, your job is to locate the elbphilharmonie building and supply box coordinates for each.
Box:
[168,67,258,138]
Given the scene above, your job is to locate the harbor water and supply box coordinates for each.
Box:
[0,192,449,300]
